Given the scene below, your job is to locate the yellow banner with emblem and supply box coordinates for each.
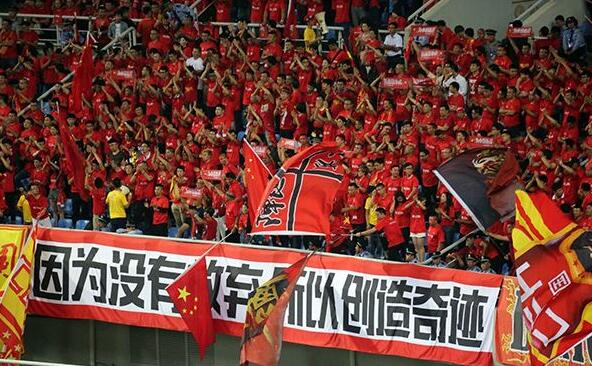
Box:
[0,226,27,298]
[0,225,35,360]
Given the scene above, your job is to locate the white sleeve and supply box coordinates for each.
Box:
[457,76,468,96]
[395,34,403,48]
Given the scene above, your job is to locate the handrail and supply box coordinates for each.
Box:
[421,228,480,265]
[17,27,137,117]
[0,360,84,366]
[99,25,136,51]
[407,0,438,24]
[209,21,345,32]
[516,0,551,21]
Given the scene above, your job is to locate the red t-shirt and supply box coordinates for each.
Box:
[409,206,426,234]
[427,224,445,253]
[375,217,405,247]
[27,194,49,219]
[151,196,169,225]
[90,187,106,216]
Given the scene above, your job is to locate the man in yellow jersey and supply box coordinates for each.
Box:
[364,186,381,258]
[16,188,32,225]
[105,178,131,232]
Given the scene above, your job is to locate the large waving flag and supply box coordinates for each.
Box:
[71,39,94,112]
[240,252,312,366]
[251,142,345,236]
[243,141,272,225]
[58,116,90,201]
[0,225,37,360]
[512,190,592,365]
[166,252,216,360]
[434,148,520,230]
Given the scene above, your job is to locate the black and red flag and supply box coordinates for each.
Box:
[434,148,520,230]
[251,142,345,236]
[239,252,312,366]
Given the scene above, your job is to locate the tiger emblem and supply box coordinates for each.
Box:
[472,149,506,178]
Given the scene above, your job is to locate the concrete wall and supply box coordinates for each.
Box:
[414,0,515,36]
[521,0,588,34]
[22,316,464,366]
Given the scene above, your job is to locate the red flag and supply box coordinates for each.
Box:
[240,252,312,366]
[71,40,94,112]
[243,141,272,224]
[513,190,592,365]
[57,118,90,201]
[166,255,215,360]
[283,0,297,39]
[251,142,345,236]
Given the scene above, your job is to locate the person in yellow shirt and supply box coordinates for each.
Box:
[16,190,32,225]
[303,17,321,51]
[105,178,130,232]
[364,187,382,258]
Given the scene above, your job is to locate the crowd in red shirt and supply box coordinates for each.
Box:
[0,1,589,274]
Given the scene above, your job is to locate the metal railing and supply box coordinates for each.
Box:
[406,0,440,24]
[16,26,137,117]
[516,0,552,21]
[0,360,84,366]
[422,229,479,265]
[209,21,346,51]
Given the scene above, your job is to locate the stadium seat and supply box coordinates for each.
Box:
[14,216,23,225]
[63,199,73,218]
[168,227,178,238]
[57,219,73,229]
[75,220,90,230]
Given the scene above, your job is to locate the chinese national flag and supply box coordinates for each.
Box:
[0,225,37,360]
[166,256,215,360]
[251,142,345,236]
[512,190,592,365]
[58,117,90,201]
[71,40,94,113]
[243,141,272,224]
[240,252,312,366]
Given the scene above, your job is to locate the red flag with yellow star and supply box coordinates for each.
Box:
[0,225,37,360]
[166,256,215,359]
[243,140,272,224]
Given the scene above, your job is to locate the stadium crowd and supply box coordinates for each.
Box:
[0,0,590,275]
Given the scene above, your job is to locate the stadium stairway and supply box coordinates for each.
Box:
[517,0,588,33]
[406,0,526,36]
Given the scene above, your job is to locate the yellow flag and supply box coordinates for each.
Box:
[0,226,27,297]
[0,226,36,360]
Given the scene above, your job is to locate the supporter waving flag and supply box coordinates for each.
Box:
[243,140,273,224]
[240,251,313,366]
[71,37,94,113]
[513,190,592,365]
[251,143,345,236]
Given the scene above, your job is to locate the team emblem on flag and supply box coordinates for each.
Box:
[512,190,592,365]
[252,143,345,236]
